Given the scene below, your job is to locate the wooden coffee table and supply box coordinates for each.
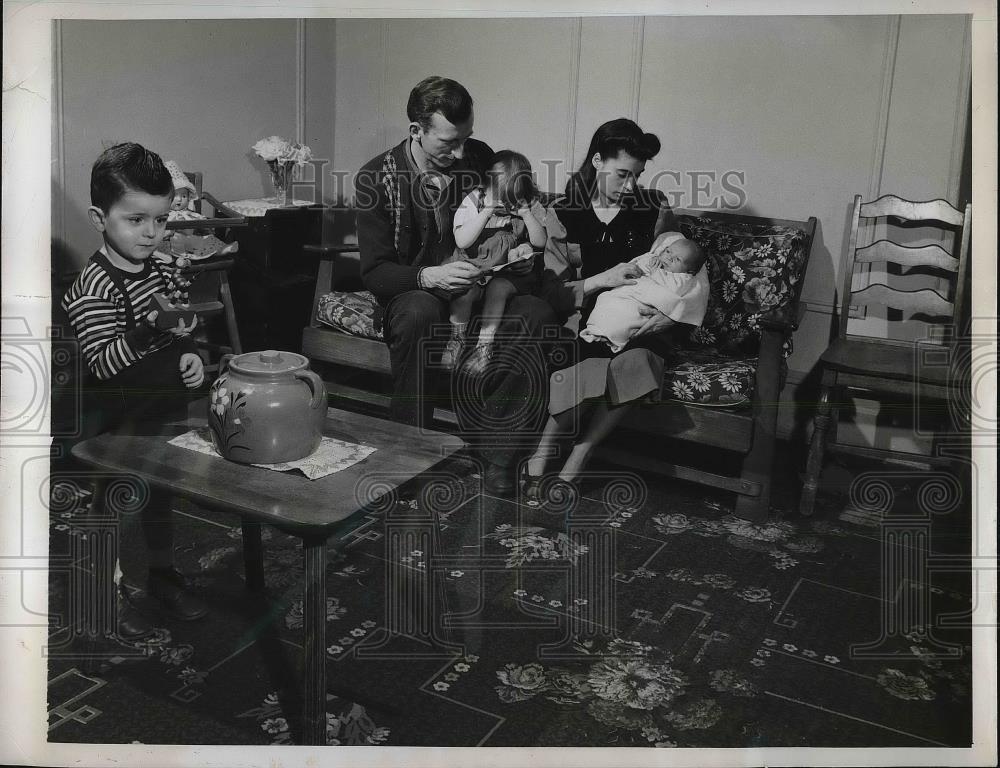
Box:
[71,405,463,745]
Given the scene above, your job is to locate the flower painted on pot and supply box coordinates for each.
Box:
[877,668,936,701]
[210,382,230,418]
[495,663,548,703]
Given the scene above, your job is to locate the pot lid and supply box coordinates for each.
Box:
[230,350,308,375]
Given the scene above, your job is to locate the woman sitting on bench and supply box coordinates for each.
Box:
[524,118,683,504]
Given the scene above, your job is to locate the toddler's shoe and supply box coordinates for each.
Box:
[440,335,466,372]
[147,567,208,621]
[462,343,494,377]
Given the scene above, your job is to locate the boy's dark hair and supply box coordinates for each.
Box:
[485,150,538,210]
[90,142,173,212]
[406,76,473,130]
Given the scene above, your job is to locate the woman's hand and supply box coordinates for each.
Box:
[631,307,675,338]
[598,262,643,290]
[179,352,205,389]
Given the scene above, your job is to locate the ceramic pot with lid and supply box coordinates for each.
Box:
[207,350,326,464]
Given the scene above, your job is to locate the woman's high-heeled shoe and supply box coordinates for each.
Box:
[519,464,545,506]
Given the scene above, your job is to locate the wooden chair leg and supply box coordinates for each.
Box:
[800,368,836,516]
[219,272,242,355]
[734,416,777,523]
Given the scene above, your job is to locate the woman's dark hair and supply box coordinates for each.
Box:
[565,118,660,206]
[407,76,473,130]
[485,150,537,210]
[90,142,173,213]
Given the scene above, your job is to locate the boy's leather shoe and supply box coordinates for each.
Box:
[116,586,156,641]
[483,461,515,496]
[147,567,208,621]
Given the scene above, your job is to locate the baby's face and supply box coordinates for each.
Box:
[171,189,191,211]
[660,240,701,273]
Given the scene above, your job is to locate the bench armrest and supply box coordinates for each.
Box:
[759,301,807,333]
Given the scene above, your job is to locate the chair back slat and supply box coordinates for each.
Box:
[837,194,970,342]
[854,240,959,271]
[859,194,964,226]
[851,283,953,319]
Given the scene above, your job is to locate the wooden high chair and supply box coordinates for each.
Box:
[163,171,249,372]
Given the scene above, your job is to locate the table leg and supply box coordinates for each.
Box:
[301,534,327,746]
[241,521,265,592]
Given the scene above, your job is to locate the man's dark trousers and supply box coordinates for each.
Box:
[382,290,558,467]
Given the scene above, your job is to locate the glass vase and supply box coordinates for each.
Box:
[269,162,294,206]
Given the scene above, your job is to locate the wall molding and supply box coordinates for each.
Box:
[565,17,583,178]
[295,19,306,144]
[378,20,390,152]
[628,16,645,122]
[868,15,901,202]
[54,19,65,246]
[946,16,972,205]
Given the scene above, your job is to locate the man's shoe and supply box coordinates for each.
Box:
[147,567,209,621]
[483,461,516,496]
[116,586,156,641]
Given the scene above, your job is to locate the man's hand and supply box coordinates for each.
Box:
[179,352,205,389]
[631,307,675,338]
[420,261,483,292]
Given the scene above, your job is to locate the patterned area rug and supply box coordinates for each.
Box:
[46,446,972,748]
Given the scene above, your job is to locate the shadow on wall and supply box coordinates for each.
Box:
[52,178,101,278]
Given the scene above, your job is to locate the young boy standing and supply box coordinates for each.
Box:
[62,142,208,640]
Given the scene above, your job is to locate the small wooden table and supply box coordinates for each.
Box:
[71,405,463,745]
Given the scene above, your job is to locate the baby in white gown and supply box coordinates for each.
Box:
[580,233,710,352]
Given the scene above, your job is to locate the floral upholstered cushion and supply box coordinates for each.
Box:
[316,290,384,340]
[660,348,758,406]
[675,215,810,357]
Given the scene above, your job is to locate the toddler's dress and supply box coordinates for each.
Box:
[447,190,543,293]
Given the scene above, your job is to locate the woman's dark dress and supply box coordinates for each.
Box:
[544,188,676,415]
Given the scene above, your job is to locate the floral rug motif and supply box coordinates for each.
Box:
[46,449,973,748]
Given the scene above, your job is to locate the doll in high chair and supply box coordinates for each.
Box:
[160,160,239,261]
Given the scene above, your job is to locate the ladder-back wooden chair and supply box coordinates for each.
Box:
[799,194,971,516]
[163,171,249,372]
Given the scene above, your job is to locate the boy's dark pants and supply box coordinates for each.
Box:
[84,339,207,581]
